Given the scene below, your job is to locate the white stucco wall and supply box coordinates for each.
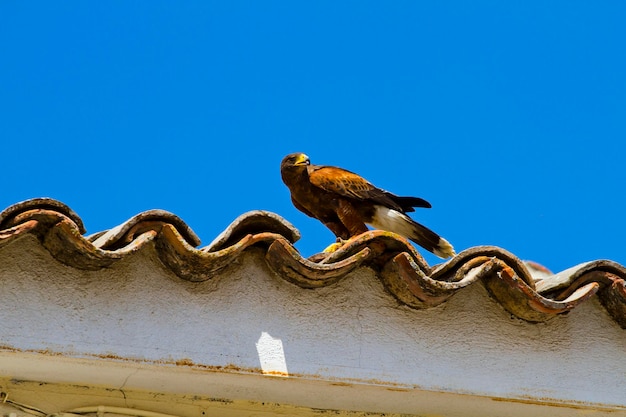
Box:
[0,234,624,416]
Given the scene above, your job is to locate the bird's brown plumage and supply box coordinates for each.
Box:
[280,153,455,258]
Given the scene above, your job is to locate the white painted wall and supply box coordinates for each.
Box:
[0,234,624,415]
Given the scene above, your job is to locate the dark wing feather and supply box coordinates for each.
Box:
[393,196,432,212]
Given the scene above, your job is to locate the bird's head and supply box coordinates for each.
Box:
[280,153,311,184]
[281,153,310,169]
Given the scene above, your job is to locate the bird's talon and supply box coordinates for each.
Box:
[323,239,345,253]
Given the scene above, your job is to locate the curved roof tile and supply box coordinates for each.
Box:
[1,198,625,328]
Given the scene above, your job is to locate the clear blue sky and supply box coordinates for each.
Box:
[1,2,624,271]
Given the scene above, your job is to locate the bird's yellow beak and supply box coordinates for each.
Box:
[293,153,310,166]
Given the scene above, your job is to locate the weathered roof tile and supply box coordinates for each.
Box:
[1,198,625,328]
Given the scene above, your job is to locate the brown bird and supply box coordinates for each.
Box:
[280,152,455,258]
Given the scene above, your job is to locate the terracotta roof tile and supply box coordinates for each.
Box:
[1,198,625,328]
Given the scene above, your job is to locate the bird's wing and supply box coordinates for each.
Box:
[308,165,403,209]
[308,166,373,197]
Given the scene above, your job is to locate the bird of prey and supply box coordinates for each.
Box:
[280,152,455,258]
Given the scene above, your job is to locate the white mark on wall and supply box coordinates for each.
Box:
[255,332,289,376]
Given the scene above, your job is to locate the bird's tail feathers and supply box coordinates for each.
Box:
[369,206,455,259]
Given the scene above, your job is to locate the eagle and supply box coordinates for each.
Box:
[280,153,455,258]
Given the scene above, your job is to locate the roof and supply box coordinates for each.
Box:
[2,197,624,329]
[1,197,626,415]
